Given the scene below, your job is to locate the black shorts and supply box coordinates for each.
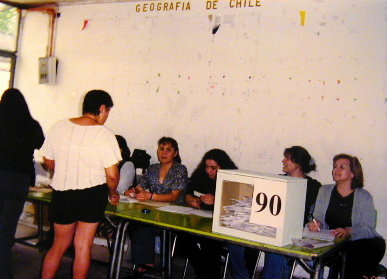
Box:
[51,184,108,224]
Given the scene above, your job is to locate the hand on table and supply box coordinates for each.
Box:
[188,197,201,209]
[136,191,151,201]
[200,194,215,205]
[124,187,137,197]
[331,227,352,238]
[108,192,120,205]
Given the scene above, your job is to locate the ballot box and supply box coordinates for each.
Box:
[212,169,307,246]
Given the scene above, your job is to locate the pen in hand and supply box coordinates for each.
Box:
[312,218,320,232]
[309,213,321,232]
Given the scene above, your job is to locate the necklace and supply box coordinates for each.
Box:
[83,115,98,123]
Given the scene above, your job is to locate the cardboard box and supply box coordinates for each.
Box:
[212,169,307,246]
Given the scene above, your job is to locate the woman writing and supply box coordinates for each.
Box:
[182,149,237,279]
[307,154,385,278]
[125,137,187,274]
[0,88,45,279]
[260,146,322,279]
[41,90,121,279]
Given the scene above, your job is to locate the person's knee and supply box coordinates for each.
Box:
[50,238,72,254]
[73,239,93,257]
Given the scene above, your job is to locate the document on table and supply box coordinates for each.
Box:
[292,238,334,249]
[119,195,138,203]
[138,201,170,207]
[302,227,335,241]
[119,195,169,207]
[157,205,213,218]
[157,205,193,214]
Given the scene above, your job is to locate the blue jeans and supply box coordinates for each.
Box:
[228,245,250,279]
[260,252,292,279]
[177,233,222,279]
[228,244,259,279]
[0,171,30,279]
[131,224,160,265]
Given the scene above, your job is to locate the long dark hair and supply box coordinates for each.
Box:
[191,149,237,180]
[0,88,36,128]
[116,135,137,185]
[116,135,131,162]
[283,146,316,174]
[158,137,181,163]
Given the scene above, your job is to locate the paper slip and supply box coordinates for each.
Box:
[303,227,335,241]
[157,205,194,214]
[119,195,169,207]
[138,201,170,207]
[119,195,137,203]
[157,205,213,218]
[194,191,204,197]
[292,238,334,249]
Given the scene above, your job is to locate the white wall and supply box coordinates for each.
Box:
[15,0,386,263]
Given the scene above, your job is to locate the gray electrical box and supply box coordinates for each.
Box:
[39,56,57,85]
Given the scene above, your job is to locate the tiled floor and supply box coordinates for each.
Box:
[13,222,338,279]
[12,223,234,279]
[13,223,114,279]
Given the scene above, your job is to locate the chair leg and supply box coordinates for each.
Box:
[251,251,262,279]
[182,258,189,279]
[172,234,177,256]
[289,259,297,279]
[222,252,230,279]
[172,234,190,279]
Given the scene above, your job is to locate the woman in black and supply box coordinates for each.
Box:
[182,149,237,279]
[260,146,322,279]
[308,154,385,278]
[0,88,44,279]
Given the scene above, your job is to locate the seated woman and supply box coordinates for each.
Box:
[115,135,135,194]
[307,154,385,279]
[259,146,322,279]
[125,137,188,274]
[181,149,237,279]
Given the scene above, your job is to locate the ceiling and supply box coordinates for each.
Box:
[1,0,141,8]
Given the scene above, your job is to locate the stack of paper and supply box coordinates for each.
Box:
[220,197,276,238]
[292,238,334,249]
[291,227,335,249]
[302,227,335,241]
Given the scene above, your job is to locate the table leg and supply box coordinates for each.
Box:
[115,221,130,279]
[16,200,44,246]
[161,229,172,279]
[339,250,346,278]
[37,202,44,242]
[312,260,322,279]
[108,220,125,279]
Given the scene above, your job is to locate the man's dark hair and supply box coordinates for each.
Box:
[82,90,113,115]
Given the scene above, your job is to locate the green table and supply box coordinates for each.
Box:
[24,191,346,279]
[105,201,346,279]
[16,191,53,246]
